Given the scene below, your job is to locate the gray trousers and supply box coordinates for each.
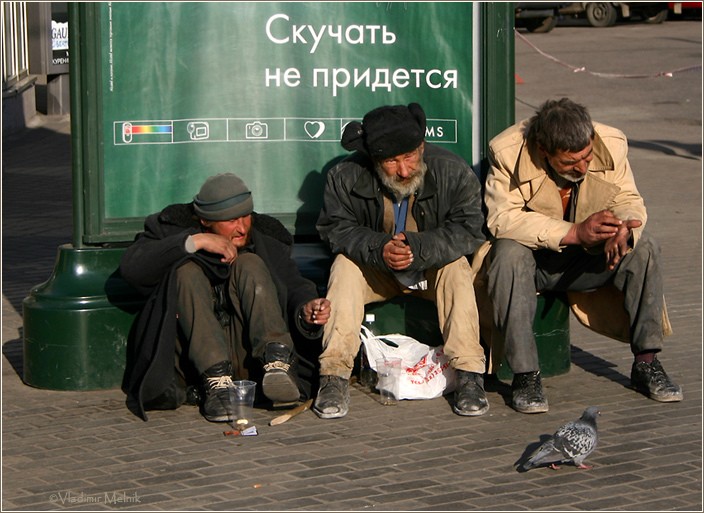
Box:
[174,253,294,380]
[487,232,665,374]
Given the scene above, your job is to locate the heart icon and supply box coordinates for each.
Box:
[304,121,325,139]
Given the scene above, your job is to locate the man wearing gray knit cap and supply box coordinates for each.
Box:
[120,173,330,422]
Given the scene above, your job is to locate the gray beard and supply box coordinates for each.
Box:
[376,161,428,200]
[547,160,585,184]
[557,171,585,184]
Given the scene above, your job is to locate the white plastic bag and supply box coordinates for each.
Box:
[360,325,456,400]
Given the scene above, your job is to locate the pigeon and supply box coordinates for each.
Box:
[518,406,600,471]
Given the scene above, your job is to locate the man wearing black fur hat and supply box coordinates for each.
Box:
[120,173,330,422]
[314,103,487,419]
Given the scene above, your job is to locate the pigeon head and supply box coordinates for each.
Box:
[581,406,601,423]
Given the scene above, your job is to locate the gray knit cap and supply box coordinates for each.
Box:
[193,173,253,221]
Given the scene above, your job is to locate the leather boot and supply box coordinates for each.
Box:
[631,356,683,402]
[453,370,490,416]
[313,375,350,419]
[262,343,301,404]
[511,371,549,414]
[200,360,234,422]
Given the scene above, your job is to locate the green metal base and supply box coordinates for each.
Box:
[365,293,571,381]
[495,293,571,381]
[22,245,142,390]
[366,297,444,347]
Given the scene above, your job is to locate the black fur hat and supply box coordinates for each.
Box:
[341,103,426,159]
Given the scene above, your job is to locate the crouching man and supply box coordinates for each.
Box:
[120,173,330,421]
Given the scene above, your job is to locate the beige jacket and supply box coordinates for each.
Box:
[486,120,646,250]
[475,120,671,371]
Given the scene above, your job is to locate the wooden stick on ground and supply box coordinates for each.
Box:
[269,398,314,426]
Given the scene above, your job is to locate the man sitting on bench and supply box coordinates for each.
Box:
[485,97,682,414]
[313,103,487,419]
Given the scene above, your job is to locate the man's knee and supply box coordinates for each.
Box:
[327,254,366,289]
[631,231,661,260]
[175,260,210,288]
[489,239,533,267]
[488,239,535,282]
[435,257,474,286]
[234,252,268,274]
[619,231,662,280]
[330,254,362,275]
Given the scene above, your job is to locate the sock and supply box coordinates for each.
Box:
[635,351,656,364]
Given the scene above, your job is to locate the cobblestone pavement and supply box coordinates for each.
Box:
[2,18,701,512]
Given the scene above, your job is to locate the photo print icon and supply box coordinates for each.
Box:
[245,121,269,140]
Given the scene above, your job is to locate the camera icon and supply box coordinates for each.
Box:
[245,121,269,140]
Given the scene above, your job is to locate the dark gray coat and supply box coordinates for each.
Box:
[316,143,486,269]
[119,204,320,419]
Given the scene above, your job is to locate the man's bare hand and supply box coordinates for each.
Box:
[604,219,642,270]
[190,233,239,264]
[301,298,331,326]
[563,210,623,248]
[383,233,414,271]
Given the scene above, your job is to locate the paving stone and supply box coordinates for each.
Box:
[3,20,702,512]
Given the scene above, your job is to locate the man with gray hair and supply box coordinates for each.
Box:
[121,173,330,422]
[485,97,682,414]
[314,103,487,419]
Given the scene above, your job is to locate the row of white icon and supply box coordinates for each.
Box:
[119,119,339,144]
[116,118,456,145]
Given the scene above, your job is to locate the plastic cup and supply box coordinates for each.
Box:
[229,380,256,428]
[375,357,403,406]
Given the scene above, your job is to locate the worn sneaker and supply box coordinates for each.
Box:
[262,343,301,403]
[511,371,549,414]
[200,361,235,422]
[453,370,490,416]
[313,375,350,419]
[631,357,683,402]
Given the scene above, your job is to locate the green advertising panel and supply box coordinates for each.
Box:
[87,1,476,242]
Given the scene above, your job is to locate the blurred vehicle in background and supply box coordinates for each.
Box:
[668,2,703,19]
[559,2,670,27]
[515,2,569,33]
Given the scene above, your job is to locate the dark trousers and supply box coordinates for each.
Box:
[487,232,665,374]
[174,254,295,380]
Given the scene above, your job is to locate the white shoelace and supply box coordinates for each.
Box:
[205,375,233,390]
[263,361,290,372]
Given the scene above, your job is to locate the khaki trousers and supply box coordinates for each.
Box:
[320,254,485,377]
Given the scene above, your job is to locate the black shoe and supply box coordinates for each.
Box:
[200,361,235,422]
[313,375,350,419]
[631,357,683,402]
[185,385,201,406]
[511,371,549,414]
[453,370,490,416]
[262,343,301,403]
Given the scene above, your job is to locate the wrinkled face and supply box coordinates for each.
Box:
[201,214,252,249]
[543,140,594,183]
[375,142,426,198]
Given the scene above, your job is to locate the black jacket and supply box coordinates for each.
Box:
[120,203,320,420]
[316,143,486,270]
